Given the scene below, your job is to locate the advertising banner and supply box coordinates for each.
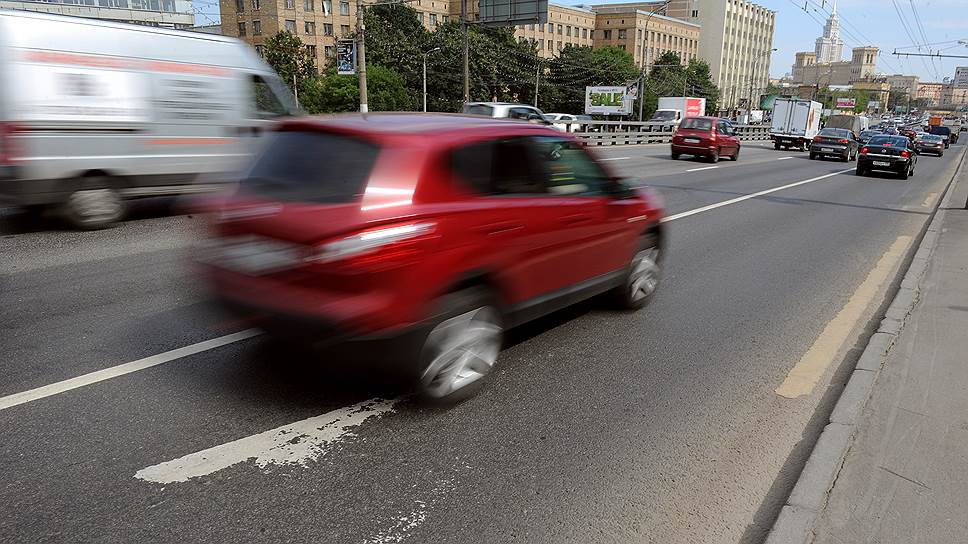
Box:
[836,97,856,109]
[585,86,632,115]
[337,40,356,75]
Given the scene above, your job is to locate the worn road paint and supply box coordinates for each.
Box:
[775,236,911,398]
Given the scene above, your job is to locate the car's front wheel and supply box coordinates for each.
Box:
[417,287,503,403]
[613,235,661,311]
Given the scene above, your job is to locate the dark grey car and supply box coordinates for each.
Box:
[809,128,860,161]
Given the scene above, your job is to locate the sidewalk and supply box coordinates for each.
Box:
[811,165,968,542]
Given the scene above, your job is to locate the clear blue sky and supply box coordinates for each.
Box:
[193,0,968,82]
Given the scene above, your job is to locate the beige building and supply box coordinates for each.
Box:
[590,6,700,68]
[915,82,942,105]
[221,0,450,71]
[884,74,919,96]
[2,0,195,28]
[512,3,597,59]
[791,46,878,87]
[941,84,968,109]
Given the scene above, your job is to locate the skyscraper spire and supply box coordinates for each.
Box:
[815,1,844,63]
[832,0,837,16]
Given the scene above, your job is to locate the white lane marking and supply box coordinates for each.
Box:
[135,398,397,484]
[662,168,854,223]
[0,329,261,412]
[777,156,794,160]
[600,157,631,161]
[775,236,911,398]
[686,166,720,172]
[922,192,938,207]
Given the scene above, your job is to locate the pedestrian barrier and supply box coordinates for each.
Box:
[555,121,773,146]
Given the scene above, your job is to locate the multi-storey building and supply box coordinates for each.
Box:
[512,3,597,59]
[915,82,943,106]
[791,46,878,87]
[222,0,450,70]
[884,74,919,97]
[1,0,194,28]
[590,5,699,68]
[813,0,843,64]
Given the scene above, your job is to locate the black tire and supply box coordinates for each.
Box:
[856,166,867,176]
[731,147,740,161]
[60,181,125,230]
[899,166,909,180]
[612,234,661,311]
[774,141,781,150]
[809,152,817,160]
[708,149,719,163]
[415,286,503,404]
[671,152,680,160]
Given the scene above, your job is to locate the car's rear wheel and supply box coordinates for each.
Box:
[731,147,740,161]
[417,287,503,403]
[613,235,661,311]
[709,149,719,163]
[809,152,817,160]
[899,166,909,180]
[671,152,680,160]
[856,165,867,176]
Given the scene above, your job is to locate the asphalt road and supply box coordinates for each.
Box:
[1,138,963,544]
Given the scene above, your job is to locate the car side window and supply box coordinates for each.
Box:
[508,107,535,120]
[530,136,610,196]
[450,138,546,196]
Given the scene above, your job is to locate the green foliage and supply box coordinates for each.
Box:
[362,4,430,103]
[263,31,317,90]
[539,45,639,114]
[685,59,719,113]
[300,65,412,113]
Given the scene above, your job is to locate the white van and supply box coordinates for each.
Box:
[0,10,299,228]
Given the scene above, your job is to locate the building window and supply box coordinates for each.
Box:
[603,29,612,39]
[557,41,563,51]
[566,26,571,36]
[443,15,448,23]
[251,0,259,9]
[341,24,350,35]
[323,0,331,14]
[539,40,544,50]
[547,23,553,32]
[238,22,246,36]
[339,1,349,15]
[253,20,261,34]
[618,29,627,39]
[548,39,552,50]
[417,12,424,24]
[305,21,315,34]
[255,44,264,57]
[325,45,335,57]
[306,45,316,56]
[285,0,294,8]
[305,0,313,10]
[430,13,437,25]
[619,44,626,51]
[285,19,296,33]
[557,24,562,34]
[236,0,244,12]
[324,23,333,35]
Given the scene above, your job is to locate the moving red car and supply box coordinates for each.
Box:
[670,116,741,162]
[199,114,665,402]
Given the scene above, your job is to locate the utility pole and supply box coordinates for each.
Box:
[356,0,368,112]
[461,0,469,103]
[422,47,440,112]
[534,61,540,107]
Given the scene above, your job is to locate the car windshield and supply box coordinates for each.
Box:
[239,131,380,203]
[679,118,713,130]
[868,135,907,146]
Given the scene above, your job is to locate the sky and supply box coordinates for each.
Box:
[193,0,968,82]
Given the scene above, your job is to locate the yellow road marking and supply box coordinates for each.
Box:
[775,236,911,398]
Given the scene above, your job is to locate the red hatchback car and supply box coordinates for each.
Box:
[670,116,741,162]
[200,114,665,402]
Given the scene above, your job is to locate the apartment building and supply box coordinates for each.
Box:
[512,3,596,59]
[1,0,195,28]
[591,5,699,68]
[791,46,878,87]
[221,0,450,70]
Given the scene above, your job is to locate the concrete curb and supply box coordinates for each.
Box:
[764,145,968,544]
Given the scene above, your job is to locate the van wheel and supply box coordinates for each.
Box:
[62,185,124,230]
[613,234,661,311]
[416,287,503,404]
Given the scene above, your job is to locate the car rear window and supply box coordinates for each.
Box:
[819,128,848,137]
[680,118,713,131]
[463,104,495,116]
[868,136,906,146]
[923,135,943,141]
[239,131,379,203]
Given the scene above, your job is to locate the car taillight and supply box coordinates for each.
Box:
[860,147,869,154]
[900,150,910,158]
[838,139,849,144]
[813,136,823,142]
[307,222,437,265]
[0,122,23,165]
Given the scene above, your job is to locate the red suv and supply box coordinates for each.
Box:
[199,114,664,401]
[670,116,741,162]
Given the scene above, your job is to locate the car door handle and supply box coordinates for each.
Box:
[560,214,593,224]
[473,221,523,235]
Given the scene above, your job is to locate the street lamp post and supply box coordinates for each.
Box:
[422,47,441,112]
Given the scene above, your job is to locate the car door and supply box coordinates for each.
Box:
[717,120,738,156]
[527,135,635,290]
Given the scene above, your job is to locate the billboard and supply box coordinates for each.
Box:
[585,86,633,115]
[868,100,881,111]
[835,97,856,109]
[480,0,548,26]
[955,67,968,89]
[336,40,356,75]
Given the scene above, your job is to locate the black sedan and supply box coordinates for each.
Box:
[916,134,945,156]
[857,135,918,180]
[858,130,881,145]
[810,128,860,161]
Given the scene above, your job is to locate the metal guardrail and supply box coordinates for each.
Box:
[554,121,773,146]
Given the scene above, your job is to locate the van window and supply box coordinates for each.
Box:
[251,75,289,118]
[240,131,380,203]
[463,104,495,117]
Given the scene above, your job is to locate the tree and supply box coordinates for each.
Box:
[641,51,686,118]
[685,58,720,113]
[363,4,430,108]
[300,65,411,113]
[263,31,317,91]
[541,45,639,114]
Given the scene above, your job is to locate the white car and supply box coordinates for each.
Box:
[545,113,582,132]
[462,102,549,123]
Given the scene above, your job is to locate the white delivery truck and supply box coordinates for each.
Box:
[770,98,823,151]
[649,97,706,127]
[0,10,299,228]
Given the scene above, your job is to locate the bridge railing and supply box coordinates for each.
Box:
[553,121,773,146]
